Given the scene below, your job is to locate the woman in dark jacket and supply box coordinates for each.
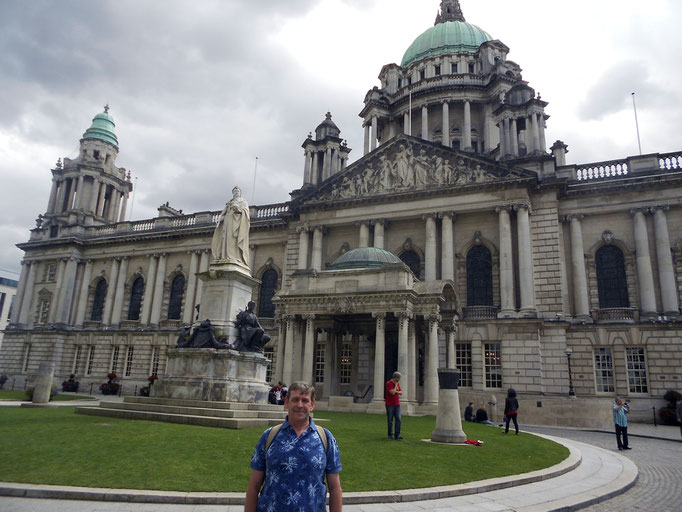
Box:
[503,388,520,435]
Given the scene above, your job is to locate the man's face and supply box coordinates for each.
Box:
[285,390,315,422]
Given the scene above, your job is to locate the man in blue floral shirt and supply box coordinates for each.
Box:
[245,381,342,512]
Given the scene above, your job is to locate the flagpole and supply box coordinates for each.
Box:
[631,92,642,155]
[408,89,412,136]
[251,157,259,203]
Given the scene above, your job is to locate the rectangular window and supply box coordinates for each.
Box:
[149,346,160,376]
[22,344,31,373]
[263,347,274,384]
[340,343,352,385]
[37,298,50,324]
[72,345,83,374]
[125,346,134,377]
[315,342,326,384]
[419,69,426,80]
[0,292,6,319]
[398,78,403,89]
[434,64,441,76]
[468,63,475,74]
[455,343,472,387]
[594,347,615,393]
[110,346,120,374]
[626,347,648,394]
[484,343,502,388]
[47,264,56,282]
[86,346,95,376]
[452,61,458,73]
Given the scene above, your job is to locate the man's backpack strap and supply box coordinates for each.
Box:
[265,423,328,453]
[316,424,328,453]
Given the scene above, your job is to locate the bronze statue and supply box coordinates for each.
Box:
[176,320,232,349]
[233,301,270,353]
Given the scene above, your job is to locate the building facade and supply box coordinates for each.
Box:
[0,277,19,350]
[2,1,681,422]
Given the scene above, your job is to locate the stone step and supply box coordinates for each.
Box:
[105,401,287,419]
[125,396,283,411]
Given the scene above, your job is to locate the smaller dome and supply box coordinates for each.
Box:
[315,112,341,140]
[82,106,118,147]
[329,247,403,270]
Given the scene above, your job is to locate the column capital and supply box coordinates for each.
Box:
[249,244,258,250]
[395,311,413,320]
[495,204,513,214]
[629,207,649,216]
[296,224,310,234]
[437,211,456,221]
[513,202,532,214]
[649,204,670,214]
[422,212,437,221]
[356,220,371,227]
[372,311,387,320]
[561,213,585,223]
[302,314,316,321]
[427,314,442,324]
[370,218,389,228]
[312,224,328,234]
[281,314,295,322]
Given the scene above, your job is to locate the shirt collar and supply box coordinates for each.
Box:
[282,416,317,432]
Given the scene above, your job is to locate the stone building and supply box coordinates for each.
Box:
[2,0,681,423]
[0,277,18,350]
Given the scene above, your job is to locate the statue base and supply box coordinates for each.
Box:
[152,348,270,403]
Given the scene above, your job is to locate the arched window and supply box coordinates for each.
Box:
[596,245,629,308]
[400,250,421,279]
[128,277,144,321]
[258,269,278,318]
[167,275,185,320]
[91,279,107,321]
[466,246,493,306]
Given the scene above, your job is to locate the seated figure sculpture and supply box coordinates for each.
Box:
[176,320,232,349]
[233,301,270,353]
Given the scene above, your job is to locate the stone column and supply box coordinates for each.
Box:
[442,101,450,147]
[463,100,472,151]
[32,363,55,405]
[297,226,310,270]
[566,215,590,319]
[397,312,410,391]
[440,212,454,281]
[324,147,332,180]
[110,256,129,326]
[631,208,656,316]
[140,255,158,325]
[311,152,319,185]
[403,111,410,135]
[150,253,168,325]
[538,113,547,152]
[304,150,312,184]
[430,368,467,443]
[11,262,30,325]
[652,206,679,315]
[17,262,37,326]
[55,179,66,213]
[516,204,536,317]
[89,179,100,214]
[373,220,385,249]
[503,118,511,157]
[497,206,515,317]
[531,113,541,153]
[446,325,456,368]
[510,118,519,156]
[118,192,129,222]
[372,312,386,402]
[65,178,77,211]
[75,259,93,327]
[57,256,79,325]
[301,314,316,384]
[311,226,324,271]
[498,122,506,157]
[275,318,285,383]
[46,178,59,214]
[371,116,378,150]
[96,183,107,217]
[364,123,370,155]
[282,315,296,386]
[183,251,200,324]
[424,214,437,281]
[424,315,441,404]
[358,221,370,248]
[102,258,120,325]
[74,175,85,210]
[421,106,429,141]
[407,319,417,402]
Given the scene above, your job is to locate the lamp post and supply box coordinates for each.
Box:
[565,347,576,398]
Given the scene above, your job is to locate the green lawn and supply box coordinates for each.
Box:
[0,407,568,492]
[0,390,96,401]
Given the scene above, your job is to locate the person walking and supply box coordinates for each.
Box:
[245,381,342,512]
[385,371,403,440]
[613,396,631,450]
[503,388,519,435]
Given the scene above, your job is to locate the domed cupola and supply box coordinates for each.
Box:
[329,247,403,270]
[301,112,351,188]
[315,112,341,140]
[82,105,118,148]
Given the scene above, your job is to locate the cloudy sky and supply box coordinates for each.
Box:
[1,0,680,280]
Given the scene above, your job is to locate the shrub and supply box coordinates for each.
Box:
[663,389,681,406]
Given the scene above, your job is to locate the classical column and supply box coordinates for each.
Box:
[140,255,158,325]
[532,113,541,153]
[364,123,370,155]
[442,101,450,147]
[538,113,547,152]
[396,312,410,389]
[297,226,310,269]
[311,152,319,185]
[96,183,107,217]
[373,220,385,249]
[75,175,85,209]
[497,206,515,317]
[421,106,429,141]
[150,253,168,325]
[301,315,316,384]
[440,212,454,281]
[372,312,386,402]
[57,257,79,325]
[304,150,312,184]
[182,251,199,324]
[510,118,519,156]
[424,315,441,404]
[10,262,29,325]
[371,116,378,150]
[193,250,210,317]
[109,256,129,326]
[407,318,417,402]
[463,100,472,151]
[275,318,285,382]
[89,179,100,214]
[46,179,59,214]
[101,258,120,325]
[55,180,67,213]
[17,262,37,326]
[424,214,437,281]
[75,259,93,327]
[311,226,324,271]
[324,147,332,180]
[498,122,506,157]
[358,221,370,248]
[652,206,679,315]
[631,208,656,316]
[503,118,511,157]
[566,215,590,319]
[282,315,296,386]
[446,325,456,368]
[516,204,536,316]
[65,178,77,211]
[118,192,129,222]
[403,111,410,135]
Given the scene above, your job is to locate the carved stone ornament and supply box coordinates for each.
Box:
[602,230,615,245]
[473,231,483,245]
[332,297,355,314]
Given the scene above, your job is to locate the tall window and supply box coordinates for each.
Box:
[400,250,421,279]
[315,342,326,383]
[596,246,629,308]
[128,277,144,321]
[110,346,120,374]
[86,346,95,376]
[258,269,278,318]
[167,275,185,320]
[455,343,472,387]
[594,347,615,393]
[149,346,160,376]
[626,347,648,394]
[22,344,31,373]
[37,298,50,324]
[484,343,502,388]
[125,346,134,377]
[0,292,6,319]
[340,343,352,384]
[466,246,493,306]
[91,279,107,321]
[72,345,82,374]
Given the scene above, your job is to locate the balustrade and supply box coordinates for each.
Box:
[576,159,628,181]
[659,152,682,170]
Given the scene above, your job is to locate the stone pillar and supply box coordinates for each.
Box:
[297,226,310,270]
[503,118,511,157]
[150,253,168,325]
[364,123,370,155]
[531,114,541,153]
[372,312,386,402]
[371,116,378,151]
[140,255,158,325]
[193,250,210,318]
[56,257,78,325]
[11,262,30,325]
[110,256,129,326]
[397,312,409,392]
[516,204,536,317]
[183,251,200,324]
[311,226,324,271]
[89,179,100,214]
[102,258,120,325]
[282,316,296,386]
[407,319,417,402]
[403,111,410,135]
[74,175,85,209]
[463,100,472,151]
[440,212,454,281]
[46,179,59,214]
[373,220,385,249]
[65,178,77,211]
[31,363,55,405]
[447,325,456,368]
[75,259,93,327]
[442,101,450,147]
[421,106,429,141]
[538,113,547,152]
[301,315,315,384]
[424,315,441,404]
[46,259,65,324]
[17,261,37,326]
[304,150,312,184]
[275,318,285,383]
[497,206,515,317]
[510,118,519,156]
[498,122,506,157]
[96,183,107,217]
[631,208,656,316]
[430,368,466,443]
[567,215,590,319]
[118,192,129,222]
[358,221,370,248]
[311,152,319,186]
[323,148,332,181]
[55,179,66,213]
[424,214,437,281]
[652,206,679,315]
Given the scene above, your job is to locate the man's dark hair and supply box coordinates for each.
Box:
[288,381,316,401]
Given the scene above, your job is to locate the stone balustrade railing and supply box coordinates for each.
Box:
[593,308,635,323]
[576,159,629,181]
[659,151,682,170]
[462,305,499,321]
[391,74,486,101]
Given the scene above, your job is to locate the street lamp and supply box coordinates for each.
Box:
[565,347,576,398]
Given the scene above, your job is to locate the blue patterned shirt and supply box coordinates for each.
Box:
[613,403,628,427]
[250,417,342,512]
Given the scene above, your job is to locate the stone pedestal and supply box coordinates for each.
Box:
[152,348,269,403]
[21,362,57,408]
[431,368,466,444]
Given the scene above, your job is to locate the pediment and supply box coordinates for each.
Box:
[297,135,536,206]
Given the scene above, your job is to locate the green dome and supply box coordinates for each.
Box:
[82,108,118,147]
[329,247,403,270]
[401,21,493,67]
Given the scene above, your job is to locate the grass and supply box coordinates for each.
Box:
[0,390,96,401]
[0,407,568,492]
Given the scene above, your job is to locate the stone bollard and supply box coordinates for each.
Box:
[32,363,55,404]
[431,368,466,443]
